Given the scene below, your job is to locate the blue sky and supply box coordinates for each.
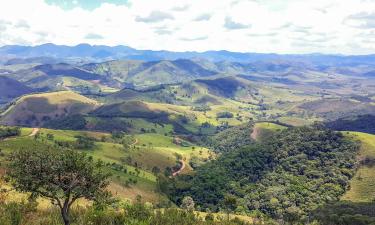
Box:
[0,0,373,54]
[45,0,129,10]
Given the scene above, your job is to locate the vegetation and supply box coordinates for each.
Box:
[216,112,234,119]
[1,51,375,225]
[0,126,20,139]
[8,148,111,225]
[44,115,87,130]
[207,122,254,153]
[166,126,360,222]
[0,199,255,225]
[342,132,375,202]
[312,201,375,225]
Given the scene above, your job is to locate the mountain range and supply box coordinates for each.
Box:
[1,43,375,66]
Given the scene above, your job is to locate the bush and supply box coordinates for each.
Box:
[216,112,234,119]
[0,127,20,139]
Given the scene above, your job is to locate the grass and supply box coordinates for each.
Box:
[0,127,213,204]
[1,91,100,126]
[342,132,375,202]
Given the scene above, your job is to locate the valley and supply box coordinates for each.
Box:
[0,45,374,225]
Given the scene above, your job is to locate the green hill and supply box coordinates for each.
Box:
[83,59,217,88]
[342,132,375,202]
[167,126,360,220]
[0,91,99,126]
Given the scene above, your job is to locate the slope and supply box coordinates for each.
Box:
[0,91,99,126]
[0,76,34,104]
[342,132,375,202]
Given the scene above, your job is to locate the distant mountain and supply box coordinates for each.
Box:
[1,43,375,65]
[0,76,34,104]
[105,75,256,106]
[81,59,217,87]
[33,63,102,80]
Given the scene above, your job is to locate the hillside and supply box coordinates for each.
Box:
[295,98,375,120]
[325,114,375,134]
[342,132,375,202]
[0,76,34,104]
[167,126,360,221]
[25,76,117,94]
[0,91,99,126]
[83,59,217,88]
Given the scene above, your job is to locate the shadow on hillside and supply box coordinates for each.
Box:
[312,201,375,225]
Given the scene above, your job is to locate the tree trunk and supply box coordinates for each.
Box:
[61,202,70,225]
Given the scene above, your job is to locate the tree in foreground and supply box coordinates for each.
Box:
[7,148,111,225]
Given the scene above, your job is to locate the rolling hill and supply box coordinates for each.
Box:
[0,91,99,126]
[83,59,217,88]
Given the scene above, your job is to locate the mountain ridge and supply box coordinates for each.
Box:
[1,43,375,64]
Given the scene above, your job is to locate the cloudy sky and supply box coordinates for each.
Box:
[0,0,374,54]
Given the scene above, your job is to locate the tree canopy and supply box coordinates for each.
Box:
[166,126,360,221]
[8,148,111,225]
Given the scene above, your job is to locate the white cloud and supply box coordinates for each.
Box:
[0,0,373,54]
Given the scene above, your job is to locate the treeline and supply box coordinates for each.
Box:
[0,126,20,139]
[164,126,360,222]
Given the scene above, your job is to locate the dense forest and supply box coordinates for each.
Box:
[206,122,254,153]
[164,126,360,222]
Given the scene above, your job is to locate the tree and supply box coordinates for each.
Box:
[7,148,111,225]
[181,196,195,211]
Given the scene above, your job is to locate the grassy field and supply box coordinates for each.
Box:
[0,127,213,204]
[342,132,375,202]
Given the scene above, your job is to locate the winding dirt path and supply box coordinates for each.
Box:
[172,160,186,176]
[130,138,138,146]
[28,128,40,137]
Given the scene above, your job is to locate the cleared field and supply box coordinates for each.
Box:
[342,132,375,202]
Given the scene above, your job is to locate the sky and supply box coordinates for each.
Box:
[0,0,374,54]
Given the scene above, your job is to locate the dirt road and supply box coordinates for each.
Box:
[28,128,40,137]
[172,160,186,176]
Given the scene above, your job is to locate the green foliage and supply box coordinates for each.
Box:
[208,123,254,153]
[44,115,87,130]
[0,126,20,139]
[312,201,375,225]
[168,126,360,220]
[0,200,254,225]
[325,114,375,134]
[191,105,211,112]
[7,148,112,225]
[75,135,96,149]
[216,112,234,119]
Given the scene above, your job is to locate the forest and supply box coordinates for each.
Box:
[164,126,361,222]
